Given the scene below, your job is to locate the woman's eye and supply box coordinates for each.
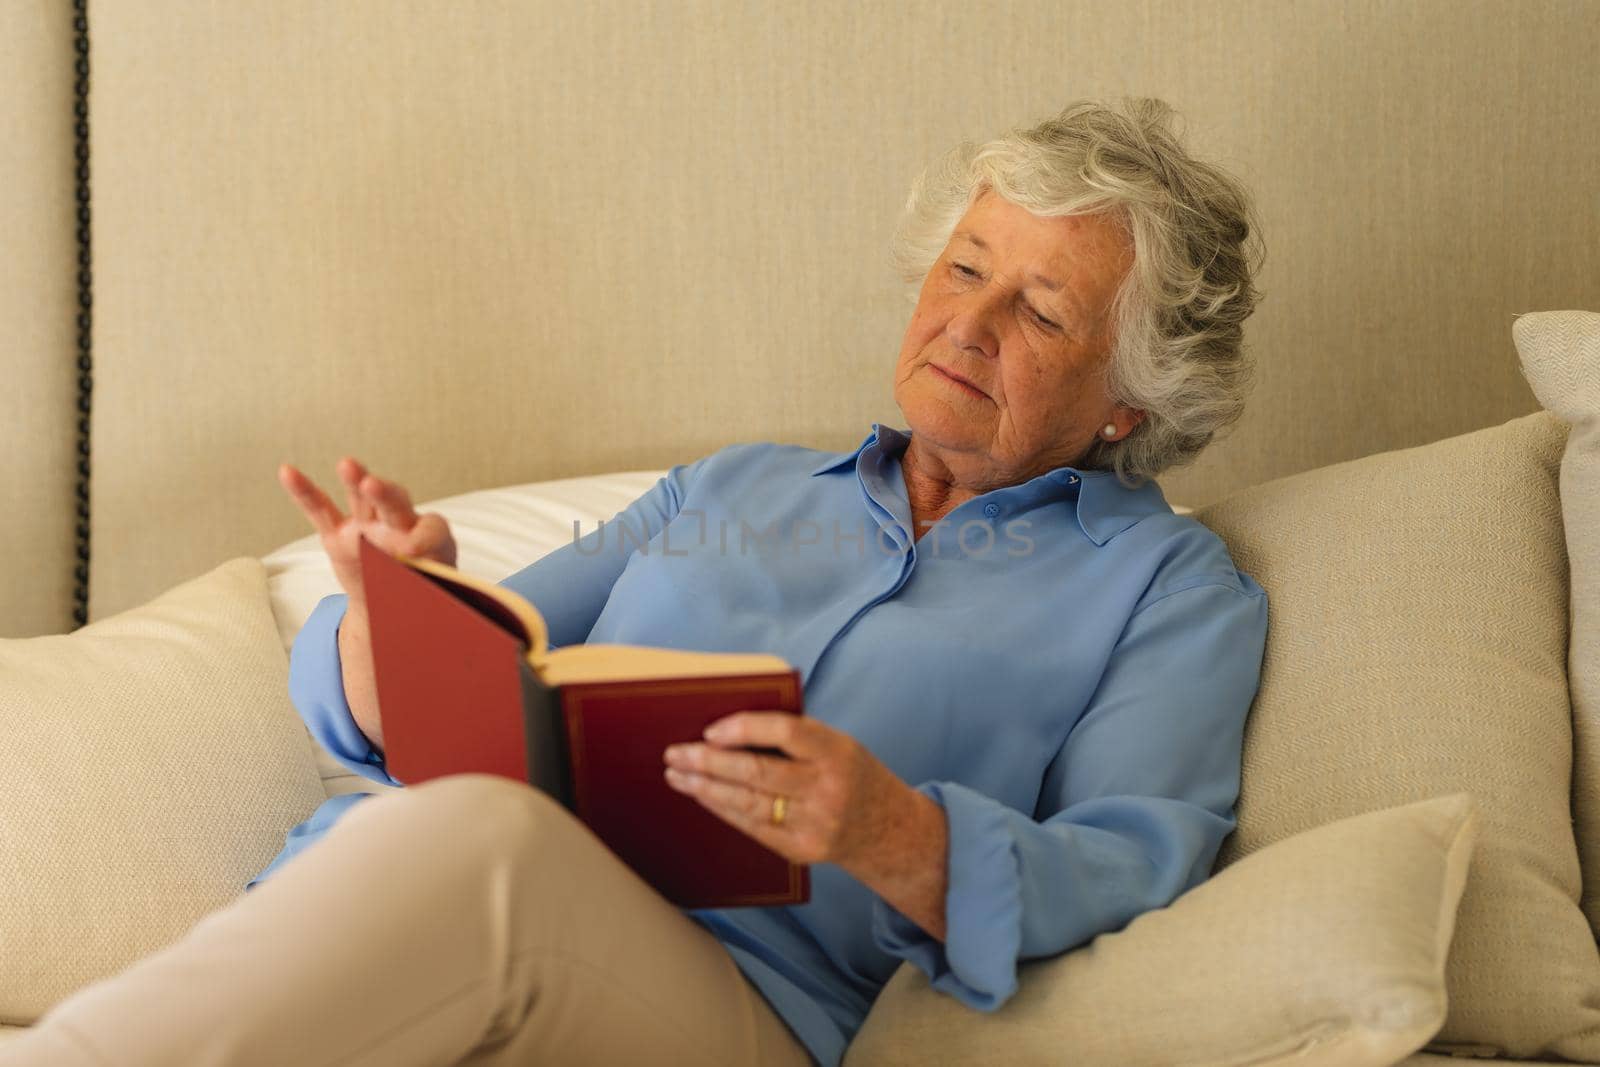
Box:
[952,263,1059,330]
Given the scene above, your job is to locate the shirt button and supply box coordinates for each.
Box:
[982,502,1001,519]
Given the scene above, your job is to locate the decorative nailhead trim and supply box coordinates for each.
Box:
[72,0,92,627]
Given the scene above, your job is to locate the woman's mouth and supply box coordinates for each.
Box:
[930,363,988,399]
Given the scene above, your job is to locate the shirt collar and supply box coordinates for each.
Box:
[807,424,894,477]
[809,424,1172,546]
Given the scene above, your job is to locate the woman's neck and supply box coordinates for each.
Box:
[899,440,984,539]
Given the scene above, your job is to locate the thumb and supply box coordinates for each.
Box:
[406,512,457,565]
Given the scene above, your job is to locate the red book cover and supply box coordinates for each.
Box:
[358,535,809,909]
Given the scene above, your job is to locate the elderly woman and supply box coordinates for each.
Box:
[6,98,1267,1067]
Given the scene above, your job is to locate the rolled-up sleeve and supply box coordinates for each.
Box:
[870,581,1269,1010]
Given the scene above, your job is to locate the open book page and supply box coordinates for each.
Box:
[403,553,550,658]
[538,644,792,686]
[401,553,791,685]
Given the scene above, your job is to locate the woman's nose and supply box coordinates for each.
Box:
[946,288,1007,359]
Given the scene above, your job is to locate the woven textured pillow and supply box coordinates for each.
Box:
[0,558,326,1024]
[1513,309,1600,942]
[846,793,1479,1067]
[1196,410,1600,1061]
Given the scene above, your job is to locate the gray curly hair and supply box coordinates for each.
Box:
[889,98,1265,486]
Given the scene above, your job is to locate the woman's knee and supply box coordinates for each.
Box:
[374,774,565,864]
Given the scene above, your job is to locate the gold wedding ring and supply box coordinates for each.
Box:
[770,794,788,827]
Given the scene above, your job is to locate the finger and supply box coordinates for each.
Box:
[408,512,457,559]
[662,742,807,795]
[337,457,377,524]
[278,463,346,538]
[361,473,419,531]
[664,769,791,843]
[703,712,822,759]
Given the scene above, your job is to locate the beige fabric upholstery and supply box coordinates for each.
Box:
[1,3,78,637]
[847,794,1480,1067]
[1513,309,1600,941]
[1196,410,1600,1062]
[83,1,1599,621]
[0,558,327,1025]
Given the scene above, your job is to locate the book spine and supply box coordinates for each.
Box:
[518,660,573,810]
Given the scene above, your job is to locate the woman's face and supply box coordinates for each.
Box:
[893,189,1141,485]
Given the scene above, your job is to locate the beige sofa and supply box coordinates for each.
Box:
[3,311,1598,1067]
[6,3,1600,1064]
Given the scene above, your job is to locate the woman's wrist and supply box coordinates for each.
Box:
[336,603,386,757]
[850,786,949,942]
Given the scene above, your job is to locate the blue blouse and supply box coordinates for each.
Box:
[252,425,1268,1067]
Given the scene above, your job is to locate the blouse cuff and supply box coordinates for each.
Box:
[287,594,403,788]
[869,780,1023,1011]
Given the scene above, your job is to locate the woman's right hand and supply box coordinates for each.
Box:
[277,457,458,613]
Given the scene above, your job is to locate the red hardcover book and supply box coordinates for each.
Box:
[357,534,809,909]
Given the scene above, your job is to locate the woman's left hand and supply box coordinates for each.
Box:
[661,711,923,875]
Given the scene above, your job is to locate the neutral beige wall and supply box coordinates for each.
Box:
[2,2,77,637]
[82,0,1600,620]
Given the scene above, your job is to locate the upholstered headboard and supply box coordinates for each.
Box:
[5,1,1598,636]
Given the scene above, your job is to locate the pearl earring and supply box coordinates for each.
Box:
[1102,423,1117,438]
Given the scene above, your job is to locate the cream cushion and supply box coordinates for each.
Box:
[1513,309,1600,941]
[1197,410,1600,1061]
[846,793,1479,1067]
[0,558,327,1025]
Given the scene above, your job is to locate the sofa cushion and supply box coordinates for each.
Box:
[0,558,327,1024]
[1513,309,1600,942]
[1195,409,1600,1061]
[846,793,1479,1067]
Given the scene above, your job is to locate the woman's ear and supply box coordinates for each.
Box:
[1114,407,1147,436]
